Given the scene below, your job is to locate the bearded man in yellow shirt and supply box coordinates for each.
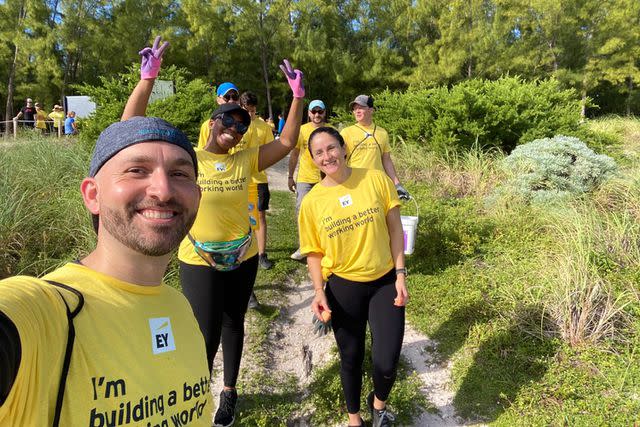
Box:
[0,37,212,427]
[340,95,410,200]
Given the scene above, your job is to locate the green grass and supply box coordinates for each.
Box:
[393,117,640,424]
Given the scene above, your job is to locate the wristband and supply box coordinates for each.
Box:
[395,268,408,276]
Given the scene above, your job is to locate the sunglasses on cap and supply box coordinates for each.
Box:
[217,113,248,134]
[223,92,239,102]
[310,109,325,114]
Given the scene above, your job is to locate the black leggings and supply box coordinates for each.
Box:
[179,255,258,388]
[326,270,405,414]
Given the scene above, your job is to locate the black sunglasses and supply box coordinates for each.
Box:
[223,92,239,102]
[218,114,248,134]
[310,109,325,114]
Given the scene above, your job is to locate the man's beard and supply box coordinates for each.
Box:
[100,200,196,256]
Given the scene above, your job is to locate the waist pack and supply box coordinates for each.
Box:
[189,231,252,271]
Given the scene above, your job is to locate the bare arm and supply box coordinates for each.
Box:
[307,252,331,320]
[258,97,303,171]
[121,79,155,120]
[386,206,408,306]
[382,152,401,185]
[288,147,300,192]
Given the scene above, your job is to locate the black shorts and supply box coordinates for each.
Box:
[257,183,270,211]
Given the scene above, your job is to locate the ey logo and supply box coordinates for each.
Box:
[215,162,226,172]
[339,194,353,208]
[149,317,176,355]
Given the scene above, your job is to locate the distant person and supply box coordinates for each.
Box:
[34,102,47,134]
[13,98,36,128]
[288,99,335,260]
[277,113,285,136]
[48,104,65,135]
[340,95,410,201]
[197,82,240,149]
[64,111,77,135]
[266,116,276,136]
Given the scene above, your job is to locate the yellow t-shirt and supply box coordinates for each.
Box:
[298,168,400,281]
[197,119,211,150]
[178,147,259,266]
[0,263,211,427]
[35,110,47,129]
[229,117,272,184]
[48,111,64,128]
[295,122,335,184]
[340,123,390,172]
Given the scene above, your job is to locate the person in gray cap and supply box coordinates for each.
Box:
[121,38,305,427]
[0,37,213,426]
[340,95,410,200]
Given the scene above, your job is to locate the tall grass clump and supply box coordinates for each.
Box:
[491,135,617,205]
[0,138,94,278]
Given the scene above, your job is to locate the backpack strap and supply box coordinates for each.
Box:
[347,124,380,165]
[44,280,84,427]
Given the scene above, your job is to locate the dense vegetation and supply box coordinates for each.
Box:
[2,0,640,123]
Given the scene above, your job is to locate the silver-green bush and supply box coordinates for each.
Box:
[496,135,617,204]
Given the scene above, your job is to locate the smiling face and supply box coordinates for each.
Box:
[208,112,245,153]
[82,141,201,256]
[308,108,326,126]
[309,130,347,177]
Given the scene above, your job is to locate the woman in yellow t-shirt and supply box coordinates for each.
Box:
[298,127,408,427]
[34,103,47,133]
[121,39,305,427]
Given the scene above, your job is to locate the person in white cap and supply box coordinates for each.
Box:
[288,99,335,260]
[340,95,410,200]
[13,98,36,128]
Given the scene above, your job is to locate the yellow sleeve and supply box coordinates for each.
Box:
[197,120,211,150]
[379,128,391,153]
[298,197,323,256]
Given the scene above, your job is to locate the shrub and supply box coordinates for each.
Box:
[76,65,216,149]
[342,77,584,153]
[495,135,617,204]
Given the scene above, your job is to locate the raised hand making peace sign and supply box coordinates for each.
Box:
[138,36,169,80]
[279,59,305,99]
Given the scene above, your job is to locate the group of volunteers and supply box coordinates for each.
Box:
[0,36,410,427]
[13,98,78,135]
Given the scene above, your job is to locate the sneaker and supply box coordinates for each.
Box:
[247,291,259,310]
[290,248,305,261]
[367,391,396,427]
[214,389,237,427]
[258,253,273,269]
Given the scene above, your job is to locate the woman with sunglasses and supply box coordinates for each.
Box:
[197,82,240,149]
[122,37,304,427]
[299,127,408,427]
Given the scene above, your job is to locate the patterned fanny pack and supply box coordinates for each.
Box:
[188,231,252,271]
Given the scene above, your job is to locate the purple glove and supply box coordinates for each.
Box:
[138,36,169,80]
[279,59,304,99]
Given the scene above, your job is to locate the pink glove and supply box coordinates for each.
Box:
[279,59,304,99]
[138,36,169,80]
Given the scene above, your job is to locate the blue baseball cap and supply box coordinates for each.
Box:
[308,100,326,111]
[216,82,239,97]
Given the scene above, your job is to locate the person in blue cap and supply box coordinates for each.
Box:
[197,82,240,149]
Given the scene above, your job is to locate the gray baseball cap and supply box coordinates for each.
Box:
[349,95,374,110]
[89,116,197,177]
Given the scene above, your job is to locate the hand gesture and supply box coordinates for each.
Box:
[139,36,169,80]
[279,59,305,99]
